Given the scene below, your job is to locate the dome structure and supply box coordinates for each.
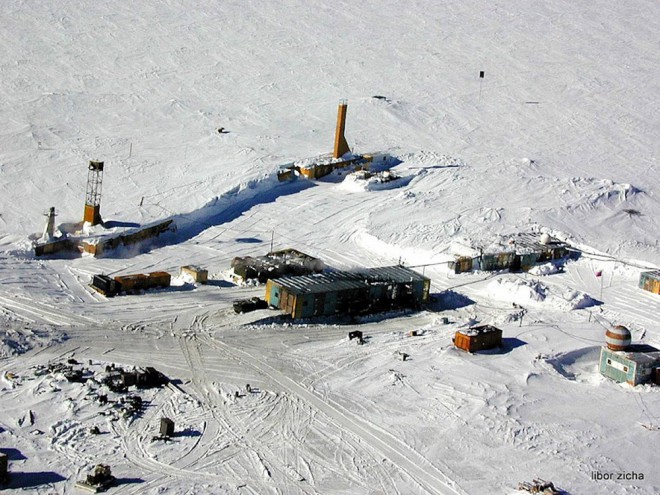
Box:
[605,325,631,351]
[540,233,552,245]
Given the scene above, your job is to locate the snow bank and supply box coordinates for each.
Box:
[566,177,641,210]
[487,276,597,310]
[353,229,453,268]
[170,171,307,241]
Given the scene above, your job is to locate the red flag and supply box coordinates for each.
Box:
[595,270,602,278]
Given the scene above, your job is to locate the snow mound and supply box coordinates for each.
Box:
[487,276,596,310]
[395,151,465,169]
[0,321,66,357]
[339,170,411,192]
[564,177,641,211]
[527,262,561,276]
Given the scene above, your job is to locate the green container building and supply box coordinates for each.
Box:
[265,266,431,319]
[599,345,660,386]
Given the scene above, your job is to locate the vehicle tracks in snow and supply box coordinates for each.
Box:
[202,333,467,495]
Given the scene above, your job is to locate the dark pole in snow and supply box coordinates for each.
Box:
[479,71,485,100]
[270,231,274,253]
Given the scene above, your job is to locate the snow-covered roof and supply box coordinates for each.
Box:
[641,270,660,280]
[605,344,660,365]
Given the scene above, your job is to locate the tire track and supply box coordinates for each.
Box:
[0,294,93,326]
[178,331,322,492]
[202,334,467,495]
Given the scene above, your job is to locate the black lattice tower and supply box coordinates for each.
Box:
[83,160,104,225]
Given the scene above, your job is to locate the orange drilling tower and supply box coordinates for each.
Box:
[83,160,104,225]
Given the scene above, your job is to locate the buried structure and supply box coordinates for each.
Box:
[451,233,570,274]
[265,265,430,319]
[231,248,324,283]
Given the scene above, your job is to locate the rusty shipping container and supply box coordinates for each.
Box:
[114,274,149,292]
[147,271,171,288]
[454,325,503,353]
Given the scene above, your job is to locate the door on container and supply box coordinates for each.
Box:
[278,289,288,310]
[314,293,325,316]
[286,293,296,315]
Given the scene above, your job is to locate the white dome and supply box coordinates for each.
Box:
[540,233,552,245]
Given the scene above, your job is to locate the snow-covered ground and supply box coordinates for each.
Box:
[1,1,659,494]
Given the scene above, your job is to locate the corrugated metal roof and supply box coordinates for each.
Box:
[272,266,429,295]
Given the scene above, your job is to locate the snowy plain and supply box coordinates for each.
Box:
[0,1,659,494]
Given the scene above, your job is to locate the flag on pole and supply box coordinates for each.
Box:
[595,270,602,278]
[479,71,485,78]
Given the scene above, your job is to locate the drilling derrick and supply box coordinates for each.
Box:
[83,160,104,225]
[333,100,350,159]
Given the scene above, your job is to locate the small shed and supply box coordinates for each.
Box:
[599,345,660,386]
[639,270,660,295]
[180,265,208,284]
[454,325,503,353]
[160,417,175,437]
